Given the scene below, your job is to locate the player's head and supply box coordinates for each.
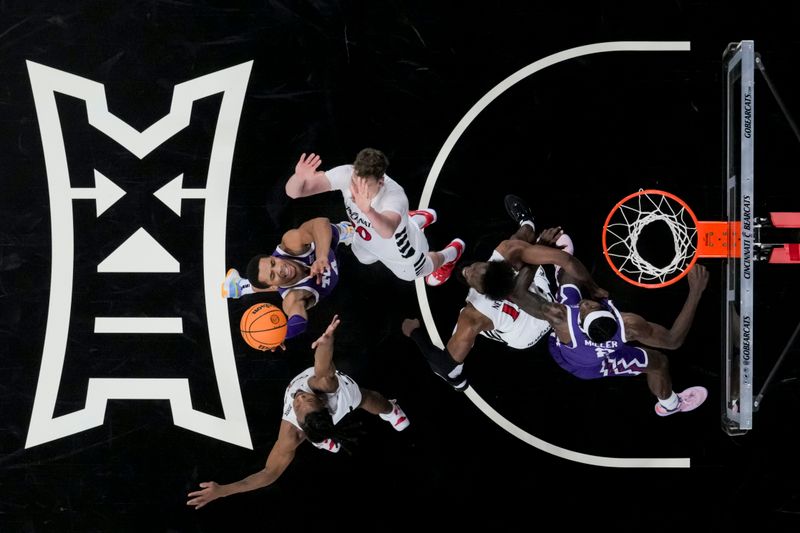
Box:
[458,259,516,300]
[353,148,388,183]
[578,299,618,343]
[247,254,304,289]
[294,391,332,443]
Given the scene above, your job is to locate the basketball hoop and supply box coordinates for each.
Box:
[602,189,739,288]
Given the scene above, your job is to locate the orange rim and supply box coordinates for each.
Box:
[602,189,700,289]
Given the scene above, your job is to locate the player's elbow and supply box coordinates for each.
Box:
[659,333,683,351]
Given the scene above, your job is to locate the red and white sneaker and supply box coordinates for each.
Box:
[426,239,465,287]
[313,438,341,453]
[654,386,708,417]
[409,209,437,230]
[379,399,410,431]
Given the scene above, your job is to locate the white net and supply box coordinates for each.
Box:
[604,191,698,284]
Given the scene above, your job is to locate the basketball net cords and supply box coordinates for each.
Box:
[606,192,697,283]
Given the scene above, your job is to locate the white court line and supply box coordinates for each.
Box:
[415,41,692,468]
[94,317,184,334]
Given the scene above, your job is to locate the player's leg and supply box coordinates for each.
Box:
[222,268,252,299]
[505,194,536,242]
[424,239,465,286]
[358,388,410,431]
[409,208,437,230]
[643,349,708,416]
[351,239,381,265]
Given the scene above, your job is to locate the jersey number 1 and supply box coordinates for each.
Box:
[501,303,520,320]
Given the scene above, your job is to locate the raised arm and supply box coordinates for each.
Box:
[350,177,401,238]
[500,239,607,300]
[507,266,568,325]
[285,153,333,198]
[186,420,304,509]
[622,264,709,350]
[282,217,333,284]
[307,315,341,393]
[281,289,316,341]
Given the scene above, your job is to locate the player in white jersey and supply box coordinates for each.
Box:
[464,249,554,350]
[285,149,464,285]
[403,196,608,390]
[186,316,409,509]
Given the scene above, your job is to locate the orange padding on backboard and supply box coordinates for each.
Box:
[770,212,800,228]
[697,221,741,258]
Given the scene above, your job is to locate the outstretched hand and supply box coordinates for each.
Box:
[687,264,709,293]
[295,153,324,180]
[350,177,376,213]
[310,257,331,284]
[401,318,421,337]
[536,227,567,248]
[187,481,222,510]
[312,315,341,349]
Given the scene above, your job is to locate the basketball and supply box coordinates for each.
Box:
[240,303,288,351]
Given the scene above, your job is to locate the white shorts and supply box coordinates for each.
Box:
[352,230,432,281]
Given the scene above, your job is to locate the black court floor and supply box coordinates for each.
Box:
[2,2,800,532]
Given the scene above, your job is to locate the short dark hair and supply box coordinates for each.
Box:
[300,408,335,444]
[246,254,271,289]
[586,316,618,344]
[482,260,516,300]
[353,148,388,180]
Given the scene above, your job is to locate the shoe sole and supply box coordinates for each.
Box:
[221,268,238,298]
[654,386,708,416]
[504,194,533,224]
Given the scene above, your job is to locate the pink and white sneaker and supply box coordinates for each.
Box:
[379,399,410,431]
[425,239,465,287]
[409,209,437,230]
[655,386,708,417]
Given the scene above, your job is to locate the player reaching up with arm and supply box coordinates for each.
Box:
[187,316,410,509]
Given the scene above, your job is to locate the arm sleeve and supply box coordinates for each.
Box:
[285,314,308,339]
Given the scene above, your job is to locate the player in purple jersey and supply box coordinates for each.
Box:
[494,197,710,417]
[221,217,354,342]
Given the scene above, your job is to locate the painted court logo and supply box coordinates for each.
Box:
[25,61,254,449]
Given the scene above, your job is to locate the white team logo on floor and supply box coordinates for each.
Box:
[25,61,254,449]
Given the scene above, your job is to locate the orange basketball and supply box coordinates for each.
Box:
[240,303,288,351]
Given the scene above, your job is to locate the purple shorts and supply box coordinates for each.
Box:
[547,335,649,380]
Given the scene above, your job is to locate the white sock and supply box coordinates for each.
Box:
[659,391,679,410]
[448,363,464,379]
[440,245,458,263]
[520,220,535,231]
[411,212,429,228]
